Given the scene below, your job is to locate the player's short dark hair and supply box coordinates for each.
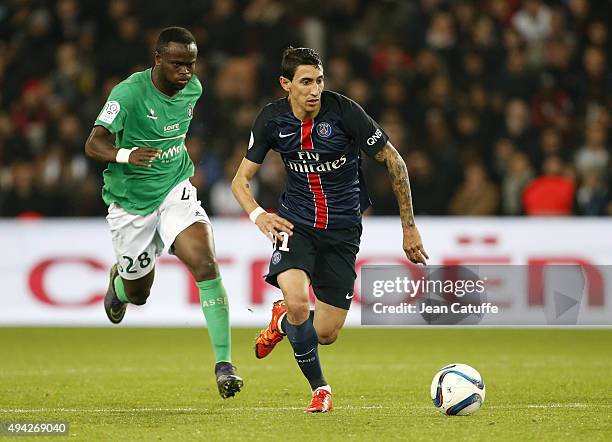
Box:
[281,47,322,80]
[156,27,196,54]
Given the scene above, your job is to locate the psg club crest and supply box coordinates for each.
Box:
[316,122,332,138]
[272,251,282,265]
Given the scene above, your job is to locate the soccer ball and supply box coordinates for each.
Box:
[430,363,486,415]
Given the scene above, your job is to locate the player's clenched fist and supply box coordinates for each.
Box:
[130,147,162,167]
[254,212,294,242]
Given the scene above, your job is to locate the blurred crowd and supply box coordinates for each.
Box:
[0,0,611,218]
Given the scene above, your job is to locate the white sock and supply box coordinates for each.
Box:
[316,385,331,393]
[277,312,287,335]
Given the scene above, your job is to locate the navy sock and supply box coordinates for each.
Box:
[280,310,314,334]
[282,314,326,390]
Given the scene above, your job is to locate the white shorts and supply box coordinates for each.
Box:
[106,179,210,280]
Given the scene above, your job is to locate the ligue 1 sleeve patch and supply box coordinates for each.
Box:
[98,100,121,124]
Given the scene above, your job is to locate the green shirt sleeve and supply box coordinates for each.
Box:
[94,83,131,134]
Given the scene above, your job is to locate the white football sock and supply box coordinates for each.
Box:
[277,312,287,335]
[316,385,332,393]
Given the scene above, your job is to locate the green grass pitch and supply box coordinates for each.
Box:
[1,328,611,441]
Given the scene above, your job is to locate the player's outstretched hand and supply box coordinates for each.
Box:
[254,212,294,242]
[129,147,162,167]
[403,225,429,265]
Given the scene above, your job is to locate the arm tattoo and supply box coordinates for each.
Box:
[375,145,415,228]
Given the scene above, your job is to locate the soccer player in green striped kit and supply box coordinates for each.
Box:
[85,27,243,398]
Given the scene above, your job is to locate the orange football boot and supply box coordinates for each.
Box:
[304,387,333,413]
[254,300,287,359]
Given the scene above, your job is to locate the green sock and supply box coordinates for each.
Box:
[113,275,130,304]
[197,277,231,363]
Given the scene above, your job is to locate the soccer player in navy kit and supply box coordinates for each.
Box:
[232,47,428,412]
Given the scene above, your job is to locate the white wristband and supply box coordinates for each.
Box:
[116,148,136,163]
[249,207,266,223]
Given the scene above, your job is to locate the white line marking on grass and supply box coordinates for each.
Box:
[0,406,390,413]
[0,408,200,413]
[485,404,612,409]
[225,406,390,411]
[0,367,170,376]
[525,403,590,409]
[1,404,610,414]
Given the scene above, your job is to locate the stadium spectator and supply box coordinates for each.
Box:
[502,151,535,215]
[574,169,610,216]
[530,73,572,129]
[497,47,537,100]
[523,155,576,215]
[405,150,449,215]
[575,122,609,177]
[449,163,499,215]
[0,161,45,217]
[0,0,610,218]
[210,147,254,217]
[498,98,539,165]
[491,138,518,182]
[512,0,552,43]
[578,46,612,109]
[535,127,567,171]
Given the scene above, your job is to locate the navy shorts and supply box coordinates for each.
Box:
[265,222,362,310]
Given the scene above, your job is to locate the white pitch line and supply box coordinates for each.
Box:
[0,367,171,377]
[0,408,200,413]
[1,404,610,414]
[525,403,592,409]
[0,406,388,413]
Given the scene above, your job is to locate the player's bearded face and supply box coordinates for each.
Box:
[156,42,197,91]
[284,65,324,115]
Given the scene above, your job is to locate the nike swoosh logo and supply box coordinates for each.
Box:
[279,132,296,138]
[345,292,354,300]
[146,115,158,120]
[294,348,315,357]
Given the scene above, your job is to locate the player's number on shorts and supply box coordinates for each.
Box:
[274,232,290,252]
[122,252,151,273]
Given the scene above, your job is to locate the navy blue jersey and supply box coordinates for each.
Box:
[246,90,389,229]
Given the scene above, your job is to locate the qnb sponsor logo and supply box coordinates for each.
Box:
[287,153,347,174]
[160,142,186,160]
[367,128,383,146]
